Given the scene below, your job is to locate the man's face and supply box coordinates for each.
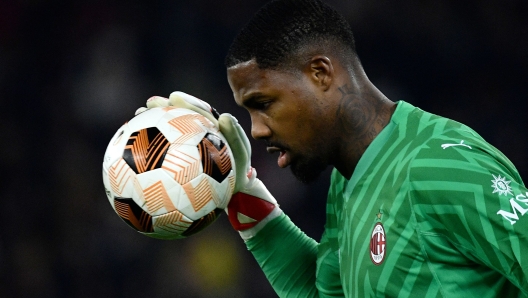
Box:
[227,60,335,183]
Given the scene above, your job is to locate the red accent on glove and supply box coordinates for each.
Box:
[227,192,276,231]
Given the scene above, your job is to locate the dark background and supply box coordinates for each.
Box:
[1,1,527,297]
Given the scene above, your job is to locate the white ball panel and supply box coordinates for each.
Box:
[135,168,181,216]
[161,144,203,185]
[135,168,176,188]
[156,110,212,145]
[203,170,235,209]
[164,107,200,118]
[164,107,218,132]
[104,158,140,201]
[102,123,130,171]
[101,167,115,209]
[150,210,194,240]
[126,108,165,132]
[155,111,186,143]
[157,182,188,216]
[177,174,219,221]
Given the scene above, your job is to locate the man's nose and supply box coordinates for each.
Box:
[250,116,271,140]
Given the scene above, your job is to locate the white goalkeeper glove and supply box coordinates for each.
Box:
[135,92,220,126]
[139,91,282,240]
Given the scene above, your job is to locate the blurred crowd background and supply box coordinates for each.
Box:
[1,0,527,297]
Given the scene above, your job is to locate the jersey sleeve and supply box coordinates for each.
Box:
[409,130,528,294]
[245,213,345,297]
[245,213,319,297]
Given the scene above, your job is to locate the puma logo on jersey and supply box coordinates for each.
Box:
[441,140,472,150]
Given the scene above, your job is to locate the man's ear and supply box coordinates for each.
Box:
[304,55,334,91]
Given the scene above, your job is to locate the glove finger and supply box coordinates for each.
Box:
[219,113,251,192]
[168,91,219,127]
[169,91,212,112]
[146,96,170,108]
[219,114,250,165]
[232,116,251,160]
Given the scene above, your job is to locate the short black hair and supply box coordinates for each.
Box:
[225,0,357,70]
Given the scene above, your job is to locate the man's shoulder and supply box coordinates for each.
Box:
[394,101,488,156]
[398,101,472,134]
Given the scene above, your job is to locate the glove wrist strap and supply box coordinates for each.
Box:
[237,207,282,241]
[227,192,278,231]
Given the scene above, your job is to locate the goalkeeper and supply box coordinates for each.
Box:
[141,0,528,296]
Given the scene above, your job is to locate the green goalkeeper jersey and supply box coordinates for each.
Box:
[246,101,528,297]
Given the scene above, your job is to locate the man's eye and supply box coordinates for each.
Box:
[243,96,273,110]
[249,100,271,110]
[253,101,271,110]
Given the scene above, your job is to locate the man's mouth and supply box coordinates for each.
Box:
[266,145,291,168]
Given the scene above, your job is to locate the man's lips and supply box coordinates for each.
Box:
[266,146,282,154]
[266,146,291,168]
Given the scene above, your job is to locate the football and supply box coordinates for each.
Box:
[102,107,236,240]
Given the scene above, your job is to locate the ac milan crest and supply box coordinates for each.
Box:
[370,222,386,265]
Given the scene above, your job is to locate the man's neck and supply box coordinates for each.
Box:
[332,80,396,179]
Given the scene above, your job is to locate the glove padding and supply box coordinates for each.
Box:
[137,91,282,240]
[218,115,282,239]
[137,91,219,127]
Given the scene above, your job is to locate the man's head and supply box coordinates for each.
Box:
[226,0,367,183]
[225,0,357,71]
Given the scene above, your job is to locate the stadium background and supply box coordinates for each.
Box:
[1,1,527,297]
